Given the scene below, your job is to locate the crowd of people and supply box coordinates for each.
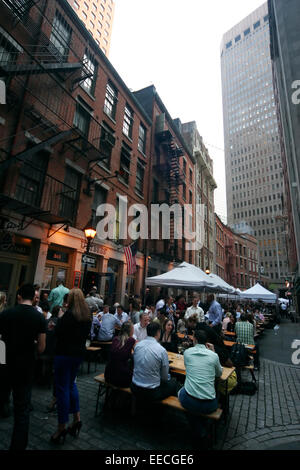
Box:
[0,283,272,450]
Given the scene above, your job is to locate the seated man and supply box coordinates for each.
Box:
[91,305,121,342]
[131,322,178,402]
[133,312,150,342]
[185,297,205,323]
[235,313,260,370]
[178,329,223,448]
[114,305,129,325]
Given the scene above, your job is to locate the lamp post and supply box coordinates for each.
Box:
[205,266,211,275]
[82,222,97,295]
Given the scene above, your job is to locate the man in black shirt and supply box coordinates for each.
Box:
[0,284,46,450]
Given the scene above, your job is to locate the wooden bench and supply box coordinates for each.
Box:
[94,374,223,444]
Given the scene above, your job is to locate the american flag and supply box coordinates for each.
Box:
[124,242,138,275]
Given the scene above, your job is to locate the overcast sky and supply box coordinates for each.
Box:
[109,0,265,222]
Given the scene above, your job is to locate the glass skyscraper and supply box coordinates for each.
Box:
[221,2,288,290]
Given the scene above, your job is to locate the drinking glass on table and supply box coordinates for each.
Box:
[178,344,184,355]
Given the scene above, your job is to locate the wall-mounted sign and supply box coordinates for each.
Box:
[47,249,69,263]
[80,239,107,256]
[0,232,32,255]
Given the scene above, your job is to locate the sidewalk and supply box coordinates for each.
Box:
[220,317,300,450]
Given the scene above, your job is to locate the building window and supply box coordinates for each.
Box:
[81,50,98,96]
[99,122,115,169]
[138,123,146,154]
[92,185,107,226]
[244,28,250,36]
[254,20,260,29]
[182,182,186,201]
[59,167,81,224]
[136,160,145,195]
[50,10,72,60]
[235,35,241,43]
[226,41,232,49]
[123,104,133,138]
[104,81,118,119]
[73,1,79,9]
[119,143,131,185]
[73,99,92,139]
[189,168,193,184]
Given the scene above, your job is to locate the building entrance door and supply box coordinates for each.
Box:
[0,260,33,307]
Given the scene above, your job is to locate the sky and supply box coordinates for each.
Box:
[109,0,266,223]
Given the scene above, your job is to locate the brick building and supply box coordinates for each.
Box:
[133,86,196,294]
[0,0,151,307]
[181,122,217,275]
[215,213,225,280]
[214,213,259,290]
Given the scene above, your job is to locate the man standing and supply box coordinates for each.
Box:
[0,284,46,450]
[185,297,205,323]
[48,281,69,312]
[206,294,223,335]
[131,322,178,402]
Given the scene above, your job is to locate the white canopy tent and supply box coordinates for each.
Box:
[239,283,277,303]
[145,262,229,293]
[208,273,236,295]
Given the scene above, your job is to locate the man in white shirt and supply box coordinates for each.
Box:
[133,313,150,342]
[131,322,178,402]
[185,297,205,323]
[155,298,165,316]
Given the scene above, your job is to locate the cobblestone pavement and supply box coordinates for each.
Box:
[0,321,300,451]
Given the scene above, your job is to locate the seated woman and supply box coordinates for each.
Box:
[226,314,236,332]
[160,319,178,353]
[104,321,136,388]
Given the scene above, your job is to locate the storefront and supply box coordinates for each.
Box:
[0,231,39,307]
[41,244,75,293]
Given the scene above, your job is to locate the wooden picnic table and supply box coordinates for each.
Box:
[167,351,235,381]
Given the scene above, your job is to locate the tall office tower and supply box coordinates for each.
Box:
[269,0,300,301]
[221,2,289,292]
[68,0,115,56]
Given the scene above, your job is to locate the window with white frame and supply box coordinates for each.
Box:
[81,50,98,96]
[104,81,118,119]
[138,123,146,154]
[123,104,133,138]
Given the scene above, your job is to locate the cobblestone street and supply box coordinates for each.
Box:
[0,319,299,451]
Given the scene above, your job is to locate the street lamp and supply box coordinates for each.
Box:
[205,266,210,275]
[82,221,97,295]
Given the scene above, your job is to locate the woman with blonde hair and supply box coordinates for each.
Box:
[0,292,7,313]
[104,321,136,388]
[51,288,92,444]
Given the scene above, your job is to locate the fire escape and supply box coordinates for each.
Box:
[154,129,185,261]
[0,0,110,230]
